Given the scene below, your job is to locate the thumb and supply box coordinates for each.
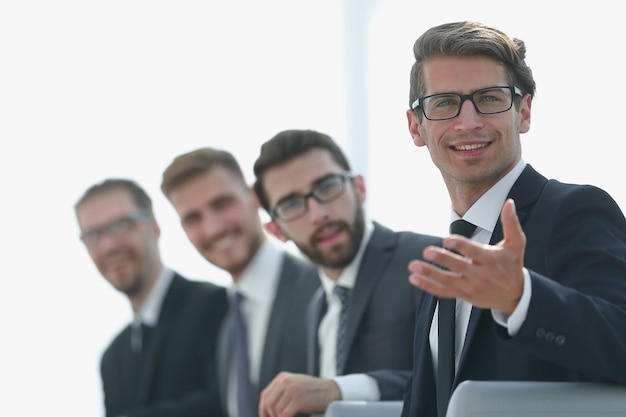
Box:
[499,198,526,252]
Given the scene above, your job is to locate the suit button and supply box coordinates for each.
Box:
[555,335,566,346]
[545,331,555,343]
[535,328,546,339]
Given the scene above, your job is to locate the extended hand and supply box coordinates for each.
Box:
[259,372,341,417]
[408,199,526,315]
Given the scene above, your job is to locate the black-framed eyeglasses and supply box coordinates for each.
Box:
[411,85,523,121]
[268,172,354,222]
[80,210,151,248]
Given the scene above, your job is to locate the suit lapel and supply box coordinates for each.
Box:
[306,287,326,375]
[458,165,548,376]
[216,310,233,410]
[411,290,438,414]
[257,254,294,397]
[339,223,395,374]
[136,274,184,403]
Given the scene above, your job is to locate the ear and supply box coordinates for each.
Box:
[352,174,366,203]
[407,109,426,147]
[518,94,532,134]
[264,220,288,242]
[248,188,261,209]
[151,217,161,239]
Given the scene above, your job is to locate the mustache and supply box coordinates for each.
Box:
[310,220,348,245]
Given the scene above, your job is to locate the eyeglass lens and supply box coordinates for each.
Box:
[273,173,350,221]
[422,86,515,120]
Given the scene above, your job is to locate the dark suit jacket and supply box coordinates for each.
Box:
[101,273,228,417]
[402,164,626,417]
[307,222,442,400]
[216,251,320,415]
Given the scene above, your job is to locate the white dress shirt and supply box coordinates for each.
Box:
[316,220,381,401]
[429,159,533,378]
[134,266,173,327]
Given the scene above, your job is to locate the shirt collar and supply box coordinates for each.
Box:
[137,266,173,327]
[230,238,283,306]
[450,159,526,233]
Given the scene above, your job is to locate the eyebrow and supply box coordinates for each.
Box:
[275,173,338,205]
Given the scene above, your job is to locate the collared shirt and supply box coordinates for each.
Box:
[134,266,173,327]
[226,238,283,417]
[131,266,173,351]
[316,220,380,401]
[429,159,533,377]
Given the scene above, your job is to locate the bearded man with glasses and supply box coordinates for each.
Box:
[253,129,441,417]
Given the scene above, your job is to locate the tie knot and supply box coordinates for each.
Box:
[450,219,477,238]
[230,291,247,314]
[334,285,350,304]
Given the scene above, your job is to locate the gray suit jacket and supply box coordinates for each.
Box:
[217,251,320,415]
[307,222,441,400]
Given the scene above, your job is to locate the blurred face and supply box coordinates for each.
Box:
[76,189,161,299]
[263,148,366,279]
[167,166,264,281]
[407,55,531,200]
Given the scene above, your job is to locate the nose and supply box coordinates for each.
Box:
[455,98,483,130]
[305,195,330,223]
[94,230,122,252]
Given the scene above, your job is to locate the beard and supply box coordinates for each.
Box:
[295,202,366,269]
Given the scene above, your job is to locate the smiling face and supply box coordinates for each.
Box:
[408,55,532,211]
[76,188,162,303]
[263,148,366,279]
[167,165,265,282]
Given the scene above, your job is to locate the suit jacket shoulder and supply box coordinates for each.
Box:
[101,272,228,417]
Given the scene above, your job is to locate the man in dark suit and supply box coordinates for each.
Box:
[251,129,441,417]
[75,178,228,417]
[161,147,320,417]
[403,21,626,417]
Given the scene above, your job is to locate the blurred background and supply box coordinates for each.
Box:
[1,1,624,415]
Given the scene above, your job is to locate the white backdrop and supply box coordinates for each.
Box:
[1,1,625,415]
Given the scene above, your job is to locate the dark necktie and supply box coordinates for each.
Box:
[437,219,476,417]
[130,318,154,404]
[334,285,351,375]
[231,292,255,417]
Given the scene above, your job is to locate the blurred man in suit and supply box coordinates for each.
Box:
[252,129,441,417]
[75,178,227,417]
[161,147,320,417]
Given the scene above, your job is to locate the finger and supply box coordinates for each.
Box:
[499,198,526,252]
[408,259,466,298]
[423,245,474,273]
[260,378,285,417]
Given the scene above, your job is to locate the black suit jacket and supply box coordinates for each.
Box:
[216,251,320,415]
[307,222,442,400]
[101,273,228,417]
[402,165,626,417]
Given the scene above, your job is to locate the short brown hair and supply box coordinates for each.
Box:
[161,147,246,198]
[75,178,153,215]
[253,129,352,212]
[408,21,536,113]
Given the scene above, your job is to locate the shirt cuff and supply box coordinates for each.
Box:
[334,373,380,401]
[492,267,532,335]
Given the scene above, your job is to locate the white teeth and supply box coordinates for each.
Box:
[213,234,236,250]
[454,143,488,151]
